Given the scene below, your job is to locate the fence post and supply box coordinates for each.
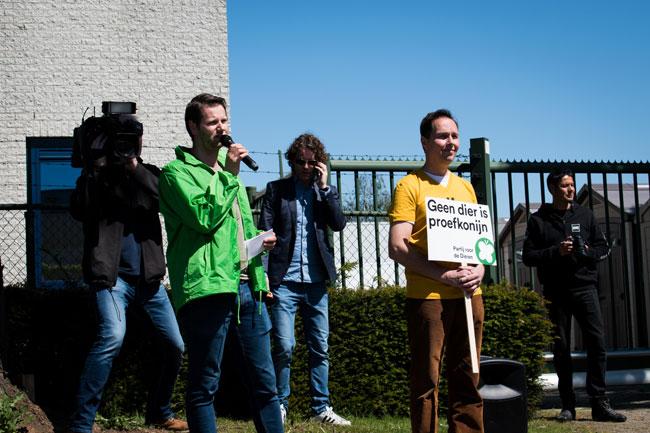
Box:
[0,256,5,371]
[278,150,284,178]
[470,138,497,285]
[246,186,257,205]
[25,208,36,289]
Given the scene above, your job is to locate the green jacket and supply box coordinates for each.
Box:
[159,146,268,310]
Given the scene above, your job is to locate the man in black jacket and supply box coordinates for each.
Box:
[523,168,625,423]
[259,133,350,425]
[67,115,187,433]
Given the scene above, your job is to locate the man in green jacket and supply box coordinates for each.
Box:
[159,93,282,433]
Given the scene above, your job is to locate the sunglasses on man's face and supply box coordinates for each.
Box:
[294,159,318,167]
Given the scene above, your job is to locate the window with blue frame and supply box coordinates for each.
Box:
[27,137,83,288]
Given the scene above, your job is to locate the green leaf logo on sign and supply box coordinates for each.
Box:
[475,238,496,265]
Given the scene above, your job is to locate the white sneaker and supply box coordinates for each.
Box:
[280,404,287,424]
[311,406,351,426]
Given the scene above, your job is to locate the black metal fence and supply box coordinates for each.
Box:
[0,204,166,289]
[0,205,30,286]
[488,161,650,350]
[2,143,650,352]
[326,141,650,351]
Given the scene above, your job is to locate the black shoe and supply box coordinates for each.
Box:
[556,409,575,421]
[591,397,627,422]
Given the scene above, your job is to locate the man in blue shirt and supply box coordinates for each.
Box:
[259,133,349,425]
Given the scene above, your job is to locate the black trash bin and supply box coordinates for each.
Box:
[478,358,527,433]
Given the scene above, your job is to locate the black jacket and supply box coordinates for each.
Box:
[259,177,346,286]
[522,203,609,294]
[70,162,165,288]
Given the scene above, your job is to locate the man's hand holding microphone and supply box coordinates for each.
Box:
[220,135,259,174]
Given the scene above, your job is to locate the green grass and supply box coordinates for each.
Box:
[217,416,411,432]
[529,409,606,433]
[94,413,597,433]
[529,418,592,433]
[191,415,594,433]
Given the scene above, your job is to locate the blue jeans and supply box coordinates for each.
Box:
[69,277,184,433]
[178,282,283,433]
[178,293,234,433]
[230,281,283,433]
[271,281,330,414]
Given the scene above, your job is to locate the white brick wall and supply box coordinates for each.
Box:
[0,0,229,284]
[0,0,230,203]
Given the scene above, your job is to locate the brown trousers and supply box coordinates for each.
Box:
[406,296,484,433]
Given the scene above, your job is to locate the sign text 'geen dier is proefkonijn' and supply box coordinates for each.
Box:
[425,197,497,266]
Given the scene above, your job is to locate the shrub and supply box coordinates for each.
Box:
[4,282,551,420]
[1,285,184,419]
[284,285,410,417]
[3,286,98,417]
[0,390,31,433]
[481,282,554,411]
[285,283,552,418]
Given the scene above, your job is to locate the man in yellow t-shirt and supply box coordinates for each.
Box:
[388,109,485,433]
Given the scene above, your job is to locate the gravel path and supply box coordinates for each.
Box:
[540,384,650,433]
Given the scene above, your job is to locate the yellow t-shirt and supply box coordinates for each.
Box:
[388,169,482,300]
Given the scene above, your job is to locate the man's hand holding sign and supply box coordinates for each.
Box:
[425,197,496,373]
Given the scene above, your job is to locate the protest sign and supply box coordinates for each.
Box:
[424,196,496,374]
[425,197,497,266]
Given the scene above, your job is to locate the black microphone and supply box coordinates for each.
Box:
[219,135,259,172]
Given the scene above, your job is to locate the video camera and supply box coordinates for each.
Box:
[570,223,589,259]
[72,101,143,169]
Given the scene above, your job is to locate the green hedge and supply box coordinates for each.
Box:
[286,285,410,417]
[2,282,552,420]
[286,282,552,417]
[480,282,554,410]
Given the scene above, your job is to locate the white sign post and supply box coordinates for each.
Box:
[425,197,497,374]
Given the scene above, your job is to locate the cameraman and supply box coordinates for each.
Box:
[522,168,625,423]
[67,114,187,433]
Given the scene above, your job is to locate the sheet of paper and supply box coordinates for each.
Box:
[245,229,275,260]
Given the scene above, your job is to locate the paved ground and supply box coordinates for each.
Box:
[540,384,650,432]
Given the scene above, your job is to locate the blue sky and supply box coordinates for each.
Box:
[228,0,650,189]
